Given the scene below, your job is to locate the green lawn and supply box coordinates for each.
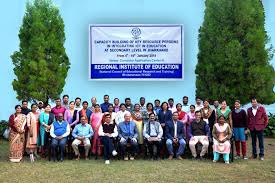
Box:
[0,138,274,183]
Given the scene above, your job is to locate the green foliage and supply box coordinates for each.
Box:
[195,0,275,107]
[264,113,275,137]
[11,0,70,104]
[0,120,9,137]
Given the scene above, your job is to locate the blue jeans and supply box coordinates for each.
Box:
[250,129,264,157]
[166,138,186,157]
[51,137,67,160]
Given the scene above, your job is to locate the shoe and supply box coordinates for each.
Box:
[85,156,89,161]
[249,155,257,159]
[234,155,241,160]
[168,155,173,160]
[30,154,34,162]
[225,161,229,164]
[177,156,183,160]
[112,150,118,156]
[105,160,110,164]
[60,158,64,162]
[75,155,80,161]
[192,156,197,160]
[124,156,129,161]
[260,157,264,161]
[213,160,217,163]
[199,156,205,161]
[130,156,134,160]
[243,156,248,160]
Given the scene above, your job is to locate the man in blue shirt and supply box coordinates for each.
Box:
[100,94,111,113]
[118,112,138,160]
[72,115,94,160]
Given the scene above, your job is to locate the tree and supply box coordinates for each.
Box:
[11,0,70,104]
[195,0,275,107]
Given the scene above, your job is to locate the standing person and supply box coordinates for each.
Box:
[64,101,79,128]
[89,97,98,112]
[143,113,163,160]
[168,98,176,113]
[158,102,173,129]
[166,112,186,160]
[72,116,94,160]
[9,105,26,163]
[139,97,147,113]
[212,115,232,164]
[26,104,40,162]
[107,104,117,123]
[21,100,31,115]
[232,100,248,160]
[115,103,128,124]
[213,100,220,113]
[74,97,82,111]
[200,99,216,136]
[79,101,92,124]
[62,95,69,109]
[216,100,232,128]
[98,113,118,164]
[125,98,134,112]
[153,99,161,115]
[247,98,268,161]
[189,111,210,160]
[39,104,55,157]
[113,98,120,113]
[50,113,70,162]
[143,102,157,124]
[195,97,203,112]
[176,103,187,138]
[37,101,45,113]
[186,105,196,142]
[132,104,144,146]
[182,96,190,113]
[100,95,111,113]
[51,98,66,120]
[118,113,139,161]
[90,104,103,155]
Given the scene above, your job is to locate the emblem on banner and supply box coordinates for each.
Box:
[131,27,141,39]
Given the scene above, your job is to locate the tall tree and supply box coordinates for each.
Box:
[195,0,275,106]
[11,0,70,104]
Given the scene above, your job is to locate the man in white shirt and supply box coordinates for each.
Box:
[115,104,129,124]
[50,113,70,162]
[195,97,203,112]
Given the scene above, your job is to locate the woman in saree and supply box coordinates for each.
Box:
[200,99,216,137]
[9,105,26,163]
[90,104,103,155]
[64,101,79,128]
[212,115,232,164]
[176,103,188,138]
[132,103,144,145]
[186,105,196,142]
[142,103,157,124]
[26,104,40,162]
[39,104,55,157]
[216,100,232,128]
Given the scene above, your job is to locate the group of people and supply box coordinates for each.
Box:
[8,95,269,165]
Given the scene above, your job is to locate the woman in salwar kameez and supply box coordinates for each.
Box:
[132,104,143,145]
[26,104,40,162]
[9,105,26,163]
[90,104,103,155]
[212,115,232,164]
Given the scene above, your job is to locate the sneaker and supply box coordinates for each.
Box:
[243,156,248,160]
[168,155,173,160]
[130,156,135,160]
[112,150,118,156]
[105,160,110,164]
[260,157,264,161]
[225,161,230,164]
[30,154,34,162]
[213,160,217,163]
[124,156,129,161]
[234,155,241,160]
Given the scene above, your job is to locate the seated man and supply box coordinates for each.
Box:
[72,115,94,160]
[99,113,118,164]
[50,113,70,162]
[118,112,138,161]
[143,113,163,160]
[166,112,186,160]
[189,111,210,160]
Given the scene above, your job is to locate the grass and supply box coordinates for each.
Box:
[0,138,274,183]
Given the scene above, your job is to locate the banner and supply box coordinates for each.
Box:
[89,24,183,80]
